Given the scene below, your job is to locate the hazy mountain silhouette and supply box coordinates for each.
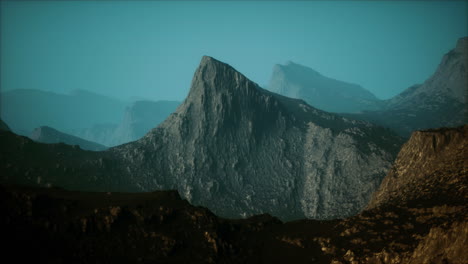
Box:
[268,61,381,113]
[346,37,468,136]
[0,89,126,136]
[30,126,107,151]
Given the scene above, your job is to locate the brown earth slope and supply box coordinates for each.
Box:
[1,126,466,263]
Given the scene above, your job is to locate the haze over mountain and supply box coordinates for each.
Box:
[272,37,467,137]
[74,100,180,147]
[0,56,403,221]
[268,62,380,113]
[0,89,126,136]
[29,126,107,151]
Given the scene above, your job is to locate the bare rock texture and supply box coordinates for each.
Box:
[113,56,402,220]
[30,126,108,151]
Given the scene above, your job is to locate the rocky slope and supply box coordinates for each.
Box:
[2,124,466,264]
[267,61,381,113]
[112,56,402,221]
[347,37,468,136]
[29,126,108,151]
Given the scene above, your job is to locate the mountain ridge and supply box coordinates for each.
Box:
[112,55,402,220]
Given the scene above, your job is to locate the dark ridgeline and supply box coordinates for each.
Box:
[0,125,466,263]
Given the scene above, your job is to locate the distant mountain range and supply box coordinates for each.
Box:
[0,89,180,147]
[73,100,180,146]
[270,37,468,137]
[30,126,107,151]
[0,89,127,136]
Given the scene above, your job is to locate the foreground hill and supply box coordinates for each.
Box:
[1,126,466,263]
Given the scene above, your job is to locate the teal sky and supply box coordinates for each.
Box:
[1,1,467,101]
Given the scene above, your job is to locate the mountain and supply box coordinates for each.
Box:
[267,61,381,113]
[1,124,466,263]
[0,89,126,136]
[367,125,467,209]
[347,37,468,136]
[29,126,108,151]
[112,56,402,220]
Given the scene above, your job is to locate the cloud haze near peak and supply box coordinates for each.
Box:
[1,1,467,101]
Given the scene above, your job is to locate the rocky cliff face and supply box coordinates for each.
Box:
[267,61,381,113]
[113,56,402,220]
[30,126,108,151]
[348,37,468,136]
[368,125,468,209]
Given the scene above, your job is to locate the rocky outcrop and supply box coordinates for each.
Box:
[367,125,468,209]
[112,56,402,220]
[268,61,381,113]
[29,126,108,151]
